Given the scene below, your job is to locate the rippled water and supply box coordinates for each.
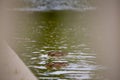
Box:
[7,10,105,80]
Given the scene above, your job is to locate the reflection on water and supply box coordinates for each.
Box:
[8,11,105,80]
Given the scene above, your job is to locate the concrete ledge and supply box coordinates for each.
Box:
[0,42,38,80]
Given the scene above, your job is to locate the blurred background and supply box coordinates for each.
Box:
[0,0,119,80]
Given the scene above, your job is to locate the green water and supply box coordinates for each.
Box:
[8,10,104,80]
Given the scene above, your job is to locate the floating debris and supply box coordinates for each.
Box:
[48,51,68,57]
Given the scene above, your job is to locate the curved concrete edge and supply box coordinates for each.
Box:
[0,41,38,80]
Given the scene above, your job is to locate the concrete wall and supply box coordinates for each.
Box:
[91,0,119,80]
[0,1,38,80]
[0,42,38,80]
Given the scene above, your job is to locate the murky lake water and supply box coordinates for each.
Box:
[8,10,105,80]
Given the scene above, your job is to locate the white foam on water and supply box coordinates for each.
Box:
[48,71,91,75]
[33,66,46,69]
[62,67,96,71]
[32,51,40,54]
[9,6,95,12]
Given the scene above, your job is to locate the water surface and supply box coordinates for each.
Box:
[8,10,105,80]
